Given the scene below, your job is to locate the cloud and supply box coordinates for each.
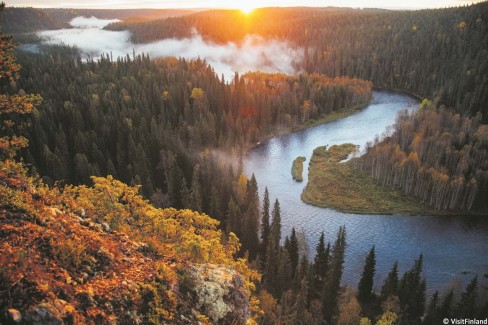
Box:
[69,16,121,28]
[36,17,304,80]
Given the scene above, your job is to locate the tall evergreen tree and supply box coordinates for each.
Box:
[287,227,299,278]
[381,261,399,300]
[322,226,347,323]
[189,164,202,212]
[440,289,454,320]
[263,199,281,295]
[456,276,478,317]
[259,187,271,269]
[398,254,426,324]
[312,232,330,300]
[242,174,260,259]
[358,245,376,302]
[423,291,440,325]
[277,248,292,299]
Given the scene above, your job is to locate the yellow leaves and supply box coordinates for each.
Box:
[0,136,29,158]
[190,87,205,101]
[226,232,241,258]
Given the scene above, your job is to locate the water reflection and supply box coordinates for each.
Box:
[244,90,488,294]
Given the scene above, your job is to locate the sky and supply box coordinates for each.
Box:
[6,0,485,10]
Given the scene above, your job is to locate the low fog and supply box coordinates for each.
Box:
[37,16,304,80]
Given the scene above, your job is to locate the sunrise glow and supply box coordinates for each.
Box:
[239,5,255,14]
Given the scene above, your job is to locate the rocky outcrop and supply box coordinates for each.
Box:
[186,264,250,324]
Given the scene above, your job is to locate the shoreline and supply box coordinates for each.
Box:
[301,144,488,217]
[300,194,488,217]
[244,96,375,154]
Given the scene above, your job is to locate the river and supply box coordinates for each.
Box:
[243,90,488,295]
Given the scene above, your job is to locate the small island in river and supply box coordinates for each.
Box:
[291,156,306,182]
[301,144,438,215]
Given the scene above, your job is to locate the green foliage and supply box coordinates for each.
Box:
[358,246,376,302]
[322,226,346,322]
[456,276,478,317]
[398,255,426,324]
[381,261,399,301]
[118,4,488,121]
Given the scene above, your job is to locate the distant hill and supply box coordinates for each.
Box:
[0,7,196,34]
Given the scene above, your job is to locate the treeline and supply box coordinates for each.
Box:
[13,49,370,204]
[357,102,488,211]
[254,193,487,324]
[111,3,488,120]
[0,7,195,34]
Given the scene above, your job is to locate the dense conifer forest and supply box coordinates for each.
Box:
[1,2,488,324]
[107,3,488,120]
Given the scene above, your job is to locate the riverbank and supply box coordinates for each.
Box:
[247,97,375,154]
[301,144,481,216]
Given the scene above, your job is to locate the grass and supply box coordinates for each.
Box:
[301,144,440,215]
[291,156,306,182]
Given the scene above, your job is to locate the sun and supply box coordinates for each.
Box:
[237,3,258,15]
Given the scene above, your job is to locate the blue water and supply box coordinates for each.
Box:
[244,90,488,295]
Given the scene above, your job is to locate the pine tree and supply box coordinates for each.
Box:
[293,277,309,325]
[241,174,259,259]
[322,226,346,322]
[263,199,281,296]
[358,245,376,302]
[190,164,202,212]
[312,232,330,300]
[381,261,399,300]
[287,227,299,278]
[259,187,271,269]
[424,291,440,325]
[277,248,292,299]
[398,254,426,324]
[440,289,454,319]
[456,276,478,317]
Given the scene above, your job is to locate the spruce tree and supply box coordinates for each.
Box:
[424,291,440,325]
[322,226,347,322]
[312,232,330,300]
[242,174,259,260]
[456,276,478,317]
[259,187,271,269]
[263,199,281,295]
[440,289,454,319]
[287,227,299,277]
[398,254,426,324]
[358,246,376,302]
[381,261,399,300]
[190,164,202,212]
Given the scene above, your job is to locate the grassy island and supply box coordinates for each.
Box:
[301,144,438,215]
[292,156,306,182]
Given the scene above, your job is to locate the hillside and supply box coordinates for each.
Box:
[0,7,197,34]
[0,161,259,324]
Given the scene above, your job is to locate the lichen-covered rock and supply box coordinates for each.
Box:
[23,299,75,325]
[187,264,250,324]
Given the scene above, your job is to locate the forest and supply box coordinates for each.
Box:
[106,3,488,121]
[1,1,488,324]
[357,102,488,211]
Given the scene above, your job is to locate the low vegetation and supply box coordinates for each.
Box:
[301,144,439,215]
[291,156,306,182]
